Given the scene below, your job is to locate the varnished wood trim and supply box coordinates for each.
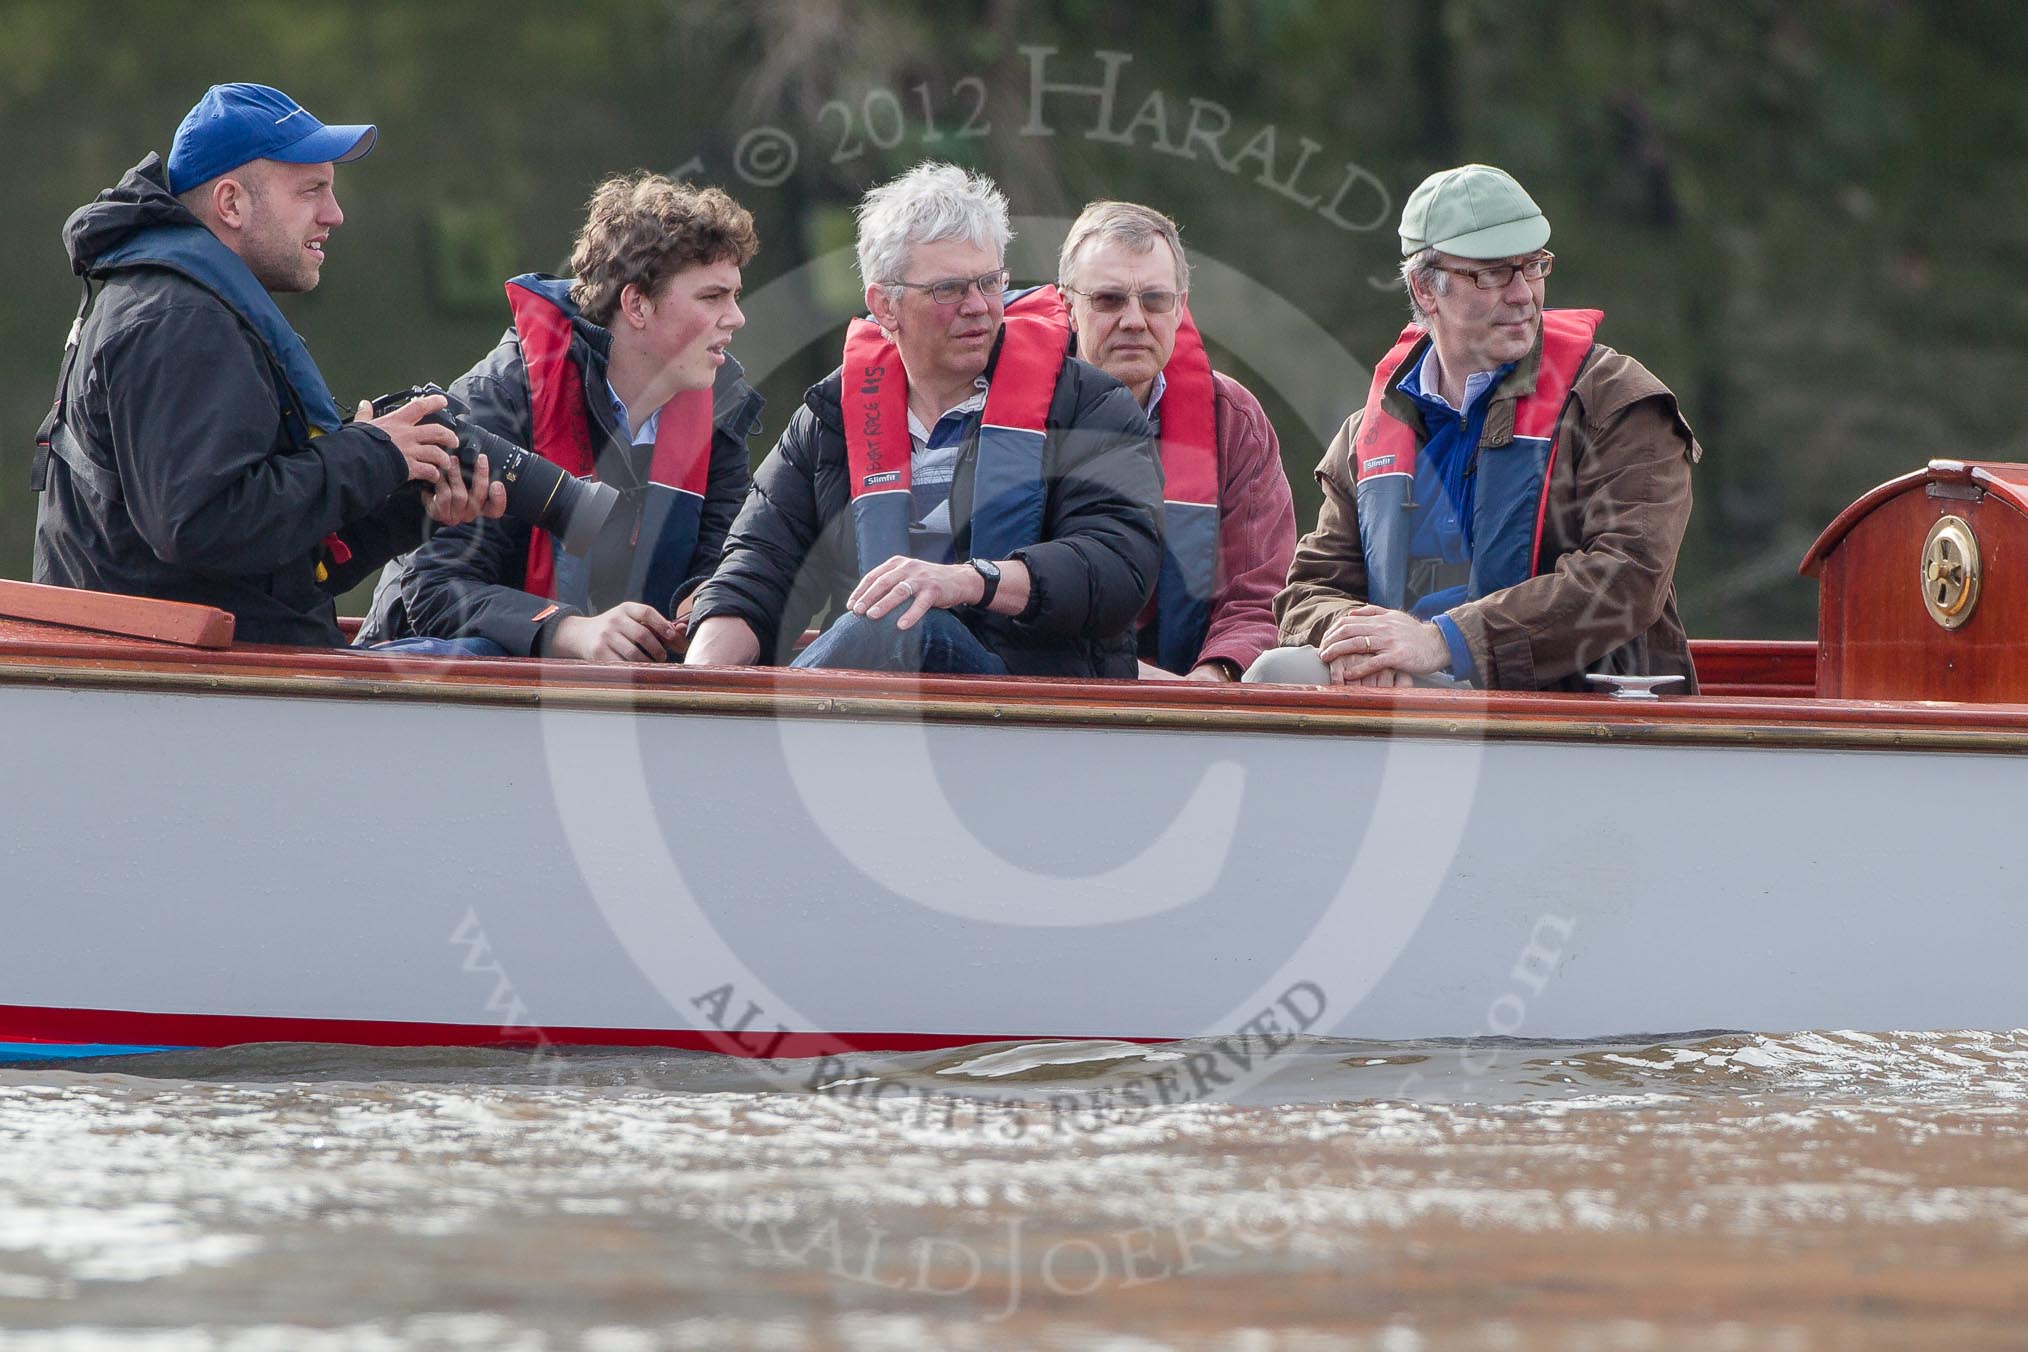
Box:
[3,651,2027,756]
[0,579,233,648]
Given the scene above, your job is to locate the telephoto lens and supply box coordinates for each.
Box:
[452,418,619,555]
[367,385,620,554]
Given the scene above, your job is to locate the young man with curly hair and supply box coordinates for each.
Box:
[366,172,765,661]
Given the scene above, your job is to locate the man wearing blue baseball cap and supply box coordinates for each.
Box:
[1260,163,1702,693]
[31,83,503,647]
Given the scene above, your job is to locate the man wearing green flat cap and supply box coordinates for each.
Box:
[1260,163,1701,692]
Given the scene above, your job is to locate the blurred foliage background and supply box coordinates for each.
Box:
[5,0,2025,637]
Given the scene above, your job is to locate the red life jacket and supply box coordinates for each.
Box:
[837,311,1066,575]
[505,277,715,601]
[1351,308,1601,610]
[1005,285,1218,673]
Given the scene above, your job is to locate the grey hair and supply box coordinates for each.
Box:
[1057,199,1191,294]
[854,162,1012,293]
[1400,246,1451,328]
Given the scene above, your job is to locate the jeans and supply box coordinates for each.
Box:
[364,636,510,657]
[792,609,1009,675]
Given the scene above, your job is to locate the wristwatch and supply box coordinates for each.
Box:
[969,558,1002,608]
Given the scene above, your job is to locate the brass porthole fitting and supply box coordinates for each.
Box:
[1920,514,1981,630]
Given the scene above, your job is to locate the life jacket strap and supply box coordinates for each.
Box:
[31,276,99,494]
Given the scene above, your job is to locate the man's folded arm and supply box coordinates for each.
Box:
[400,516,568,656]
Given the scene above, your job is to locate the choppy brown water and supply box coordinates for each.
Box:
[1,1030,2025,1350]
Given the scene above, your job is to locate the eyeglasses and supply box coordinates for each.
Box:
[1431,252,1554,291]
[1064,285,1181,315]
[889,269,1010,305]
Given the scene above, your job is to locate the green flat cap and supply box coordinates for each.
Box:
[1399,164,1550,259]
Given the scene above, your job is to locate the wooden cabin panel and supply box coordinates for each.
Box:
[1816,481,2028,702]
[1689,640,1817,698]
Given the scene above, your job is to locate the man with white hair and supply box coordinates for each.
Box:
[1009,200,1297,681]
[1263,163,1701,691]
[687,163,1162,677]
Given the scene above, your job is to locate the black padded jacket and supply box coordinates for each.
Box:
[690,340,1164,679]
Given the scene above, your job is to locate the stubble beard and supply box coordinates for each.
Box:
[248,237,321,294]
[238,198,321,294]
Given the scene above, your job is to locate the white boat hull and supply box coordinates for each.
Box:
[5,662,2022,1054]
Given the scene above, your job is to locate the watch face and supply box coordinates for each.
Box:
[974,559,1000,580]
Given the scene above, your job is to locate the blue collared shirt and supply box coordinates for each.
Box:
[606,379,661,448]
[1141,369,1168,420]
[1403,347,1500,420]
[1394,348,1512,683]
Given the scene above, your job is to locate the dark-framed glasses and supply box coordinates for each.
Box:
[1065,285,1181,315]
[890,269,1010,305]
[1433,252,1554,290]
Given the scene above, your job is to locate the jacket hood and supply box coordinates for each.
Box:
[63,154,201,275]
[507,273,615,364]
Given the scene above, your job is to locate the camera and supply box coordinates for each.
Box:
[368,383,619,555]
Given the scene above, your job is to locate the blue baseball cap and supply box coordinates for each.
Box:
[167,83,377,193]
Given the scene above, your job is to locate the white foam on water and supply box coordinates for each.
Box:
[0,1202,261,1283]
[934,1040,1185,1079]
[0,1032,2022,1345]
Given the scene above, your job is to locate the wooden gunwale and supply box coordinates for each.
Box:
[2,636,2024,756]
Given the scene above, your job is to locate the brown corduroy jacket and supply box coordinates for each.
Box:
[1274,328,1702,692]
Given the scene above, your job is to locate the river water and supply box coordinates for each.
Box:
[1,1030,2025,1349]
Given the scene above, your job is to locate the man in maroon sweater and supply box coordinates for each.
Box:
[1045,201,1297,681]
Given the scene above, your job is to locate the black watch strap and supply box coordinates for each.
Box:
[970,558,1001,608]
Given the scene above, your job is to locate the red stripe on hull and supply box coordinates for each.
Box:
[0,1003,1137,1059]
